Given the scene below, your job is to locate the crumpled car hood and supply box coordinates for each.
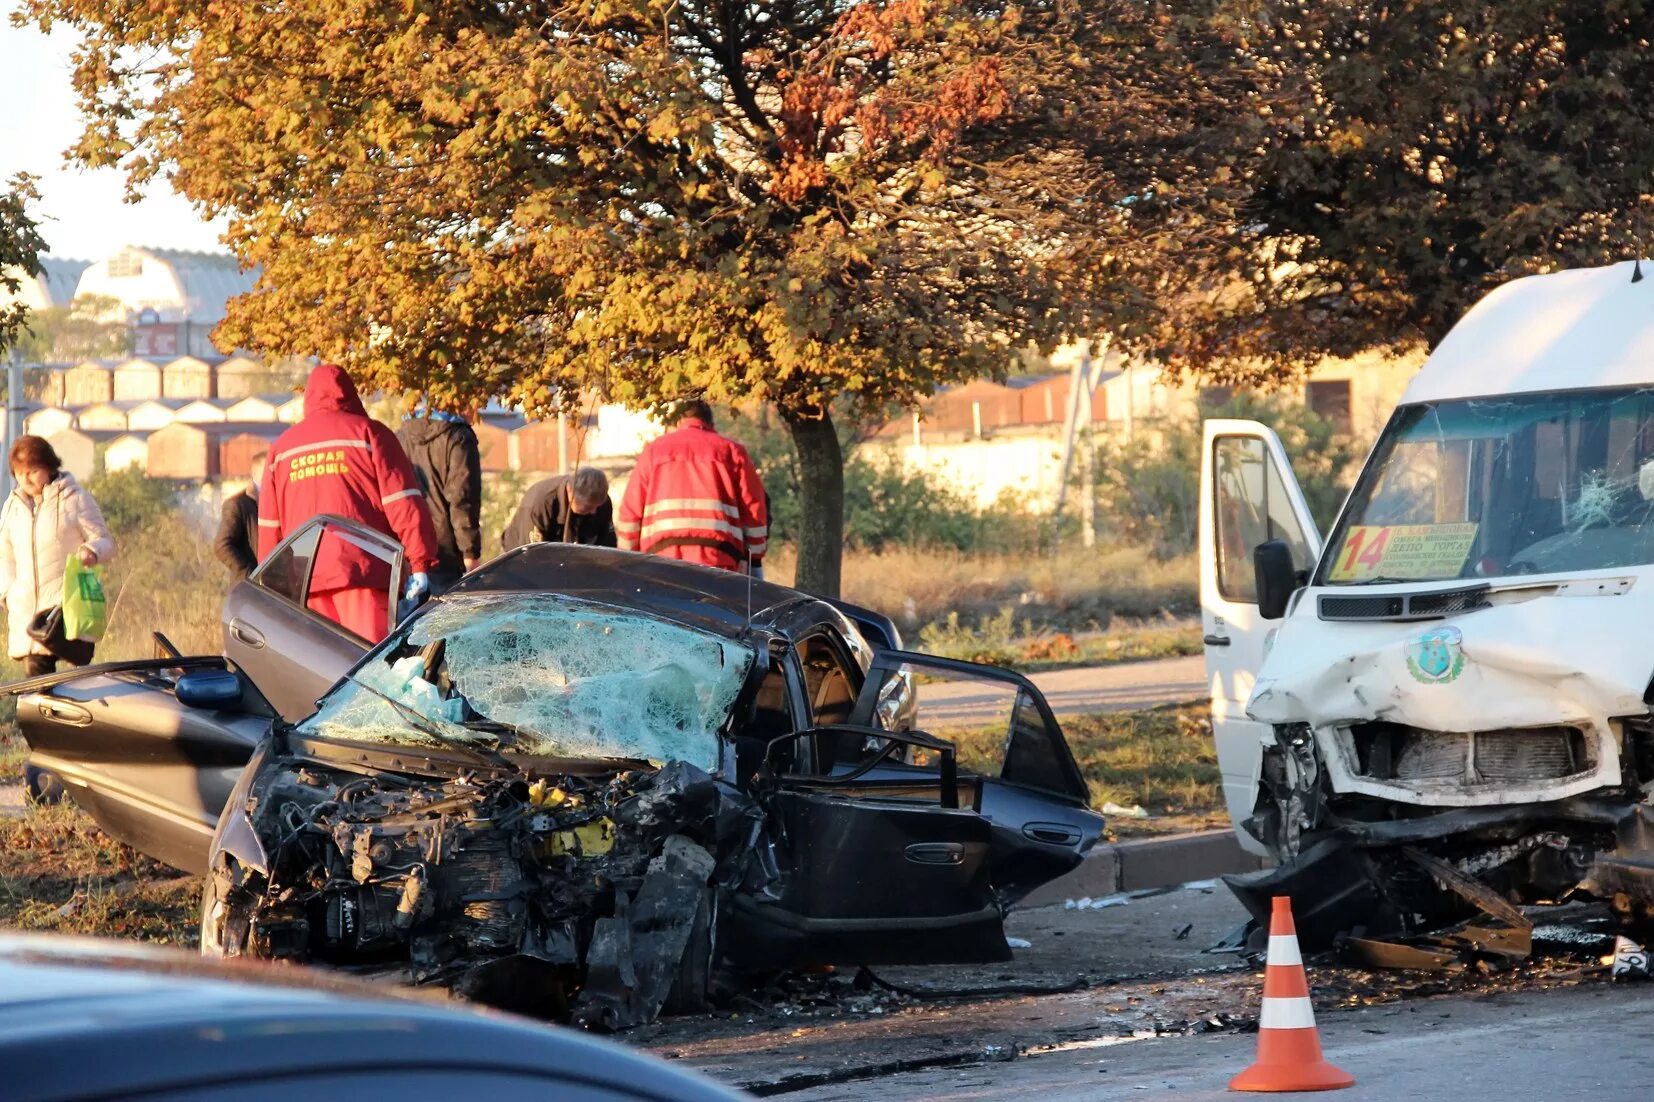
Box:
[1249,579,1654,733]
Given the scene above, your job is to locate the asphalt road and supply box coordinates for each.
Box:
[920,654,1206,724]
[794,982,1653,1101]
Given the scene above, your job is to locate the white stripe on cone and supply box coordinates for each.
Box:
[1258,996,1318,1030]
[1268,934,1303,966]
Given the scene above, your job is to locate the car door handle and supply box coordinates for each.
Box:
[1022,823,1083,846]
[1203,633,1231,646]
[905,842,965,866]
[37,700,92,726]
[228,619,266,649]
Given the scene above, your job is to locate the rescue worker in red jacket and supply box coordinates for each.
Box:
[258,364,441,642]
[617,399,767,573]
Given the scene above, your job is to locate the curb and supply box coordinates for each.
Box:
[1019,829,1270,909]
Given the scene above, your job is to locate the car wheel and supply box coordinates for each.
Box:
[200,854,264,958]
[664,884,724,1014]
[23,764,65,806]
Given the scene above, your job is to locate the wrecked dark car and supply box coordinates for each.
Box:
[12,517,1102,1025]
[1199,263,1654,957]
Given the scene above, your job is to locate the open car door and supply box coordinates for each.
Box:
[13,657,276,875]
[844,650,1104,905]
[1199,420,1322,854]
[222,514,404,721]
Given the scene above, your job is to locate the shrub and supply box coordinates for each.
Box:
[86,467,178,535]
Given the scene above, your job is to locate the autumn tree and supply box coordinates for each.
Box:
[29,0,1259,593]
[1176,1,1654,376]
[0,175,47,361]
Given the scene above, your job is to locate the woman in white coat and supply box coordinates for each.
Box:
[0,435,116,677]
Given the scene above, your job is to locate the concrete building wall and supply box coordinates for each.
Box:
[24,408,76,438]
[112,359,164,402]
[127,400,185,432]
[105,434,149,472]
[62,363,114,406]
[214,357,267,399]
[176,399,229,424]
[162,356,215,399]
[864,432,1068,511]
[46,428,98,481]
[226,396,280,422]
[219,431,280,478]
[146,423,213,480]
[75,403,130,432]
[30,369,67,408]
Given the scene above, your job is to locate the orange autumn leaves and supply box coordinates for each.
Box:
[774,0,1010,203]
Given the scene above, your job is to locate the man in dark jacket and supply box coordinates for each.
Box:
[214,450,266,580]
[502,466,617,550]
[397,406,482,593]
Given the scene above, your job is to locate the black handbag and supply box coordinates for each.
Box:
[26,606,95,666]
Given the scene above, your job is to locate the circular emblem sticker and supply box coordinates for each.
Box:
[1406,625,1465,685]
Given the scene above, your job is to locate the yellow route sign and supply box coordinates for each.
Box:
[1328,523,1479,582]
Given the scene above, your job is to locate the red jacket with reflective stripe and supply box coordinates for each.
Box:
[617,419,768,571]
[257,364,441,590]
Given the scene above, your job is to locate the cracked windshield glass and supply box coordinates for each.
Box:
[297,593,754,769]
[1324,386,1654,585]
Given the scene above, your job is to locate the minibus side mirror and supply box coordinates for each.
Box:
[1254,539,1299,621]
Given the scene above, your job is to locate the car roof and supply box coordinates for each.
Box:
[0,934,740,1102]
[454,543,821,639]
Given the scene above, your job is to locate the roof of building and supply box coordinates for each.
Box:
[1406,260,1654,404]
[47,427,127,444]
[36,258,92,308]
[152,419,286,439]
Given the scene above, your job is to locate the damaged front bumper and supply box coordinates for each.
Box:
[1227,784,1654,953]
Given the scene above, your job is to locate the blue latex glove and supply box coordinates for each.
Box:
[397,572,430,623]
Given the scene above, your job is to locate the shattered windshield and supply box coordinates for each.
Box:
[1323,386,1654,585]
[296,594,754,769]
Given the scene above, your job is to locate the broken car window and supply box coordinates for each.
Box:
[1323,386,1654,584]
[295,593,754,770]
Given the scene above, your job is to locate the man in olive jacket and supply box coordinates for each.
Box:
[397,407,482,593]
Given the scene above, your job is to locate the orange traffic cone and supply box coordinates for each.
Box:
[1230,895,1354,1093]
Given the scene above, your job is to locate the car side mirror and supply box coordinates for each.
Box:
[176,669,243,710]
[1254,539,1299,621]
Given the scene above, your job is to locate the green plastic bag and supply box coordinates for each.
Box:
[62,554,109,642]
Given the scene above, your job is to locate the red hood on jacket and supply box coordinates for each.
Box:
[304,364,367,418]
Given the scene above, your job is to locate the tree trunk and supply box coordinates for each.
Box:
[782,407,844,598]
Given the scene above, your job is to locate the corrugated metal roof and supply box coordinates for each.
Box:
[140,248,257,324]
[35,258,91,307]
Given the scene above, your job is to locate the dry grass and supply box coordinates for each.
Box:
[100,509,227,660]
[766,543,1196,635]
[941,702,1223,839]
[916,611,1200,671]
[0,802,198,945]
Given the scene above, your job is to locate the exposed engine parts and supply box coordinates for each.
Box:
[207,760,765,1028]
[1226,719,1654,963]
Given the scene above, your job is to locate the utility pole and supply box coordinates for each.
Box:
[5,349,23,499]
[1079,371,1097,549]
[1051,336,1111,552]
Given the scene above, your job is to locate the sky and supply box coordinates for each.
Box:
[0,19,228,261]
